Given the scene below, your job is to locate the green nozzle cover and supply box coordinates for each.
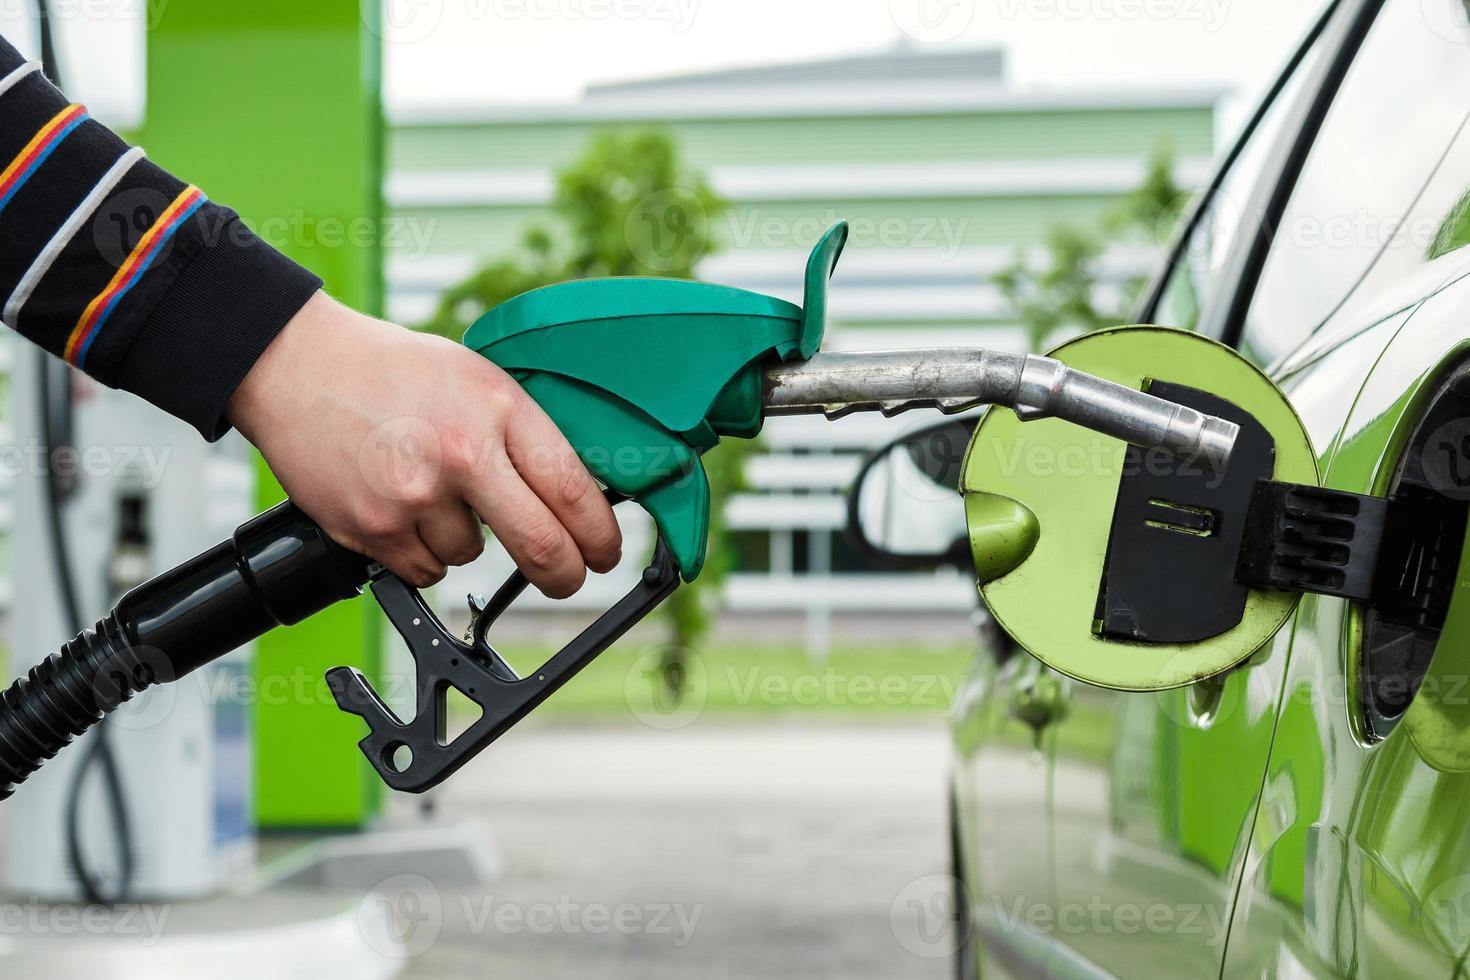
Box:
[464,221,848,580]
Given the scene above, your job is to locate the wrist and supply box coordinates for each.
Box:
[226,289,335,442]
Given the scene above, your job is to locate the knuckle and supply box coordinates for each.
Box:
[556,466,596,512]
[441,428,485,480]
[401,485,437,511]
[359,506,409,542]
[519,521,569,573]
[479,371,524,419]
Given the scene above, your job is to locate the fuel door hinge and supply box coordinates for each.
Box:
[1234,482,1389,603]
[1236,481,1463,629]
[1095,381,1463,645]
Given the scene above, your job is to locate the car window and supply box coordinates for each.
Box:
[1153,12,1330,335]
[1236,0,1470,366]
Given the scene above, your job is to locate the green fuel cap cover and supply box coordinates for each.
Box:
[961,326,1320,692]
[465,221,849,581]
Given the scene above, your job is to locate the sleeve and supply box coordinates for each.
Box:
[0,33,324,440]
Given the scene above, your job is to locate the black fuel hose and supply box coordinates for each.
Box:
[0,503,372,802]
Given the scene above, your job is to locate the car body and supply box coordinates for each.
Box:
[941,1,1470,975]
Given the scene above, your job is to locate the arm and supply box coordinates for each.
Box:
[0,35,619,594]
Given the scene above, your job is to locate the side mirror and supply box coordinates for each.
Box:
[846,417,979,569]
[961,326,1322,692]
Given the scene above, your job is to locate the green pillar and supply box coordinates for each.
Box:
[143,0,384,828]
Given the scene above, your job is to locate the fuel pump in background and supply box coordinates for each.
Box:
[4,346,257,902]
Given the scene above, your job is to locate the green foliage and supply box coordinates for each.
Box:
[1427,187,1470,262]
[415,129,742,669]
[996,140,1187,350]
[418,129,727,339]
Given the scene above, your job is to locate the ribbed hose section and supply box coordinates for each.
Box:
[0,614,152,801]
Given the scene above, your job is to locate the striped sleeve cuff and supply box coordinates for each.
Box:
[0,32,325,439]
[113,217,323,440]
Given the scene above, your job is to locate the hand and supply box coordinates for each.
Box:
[226,291,622,596]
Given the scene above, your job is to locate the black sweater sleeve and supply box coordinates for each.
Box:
[0,34,323,439]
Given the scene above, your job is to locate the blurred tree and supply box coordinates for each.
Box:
[417,129,736,695]
[995,140,1187,350]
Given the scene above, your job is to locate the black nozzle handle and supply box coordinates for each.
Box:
[0,502,371,801]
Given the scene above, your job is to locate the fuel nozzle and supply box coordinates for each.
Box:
[464,220,1238,581]
[762,348,1239,469]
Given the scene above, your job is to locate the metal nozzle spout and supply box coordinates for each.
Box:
[1011,355,1239,471]
[762,349,1239,471]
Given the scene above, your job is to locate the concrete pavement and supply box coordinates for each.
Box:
[392,718,954,979]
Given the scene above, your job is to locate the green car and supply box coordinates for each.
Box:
[851,0,1470,975]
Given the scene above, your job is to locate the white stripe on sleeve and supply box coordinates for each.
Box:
[0,60,40,100]
[4,146,147,326]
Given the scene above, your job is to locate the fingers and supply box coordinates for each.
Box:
[503,403,623,574]
[417,500,486,568]
[462,449,588,599]
[367,530,448,589]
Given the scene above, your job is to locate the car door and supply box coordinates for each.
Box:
[1217,10,1470,973]
[1026,0,1470,976]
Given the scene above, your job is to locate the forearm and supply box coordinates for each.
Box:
[0,33,321,438]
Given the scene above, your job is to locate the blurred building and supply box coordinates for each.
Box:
[386,45,1220,625]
